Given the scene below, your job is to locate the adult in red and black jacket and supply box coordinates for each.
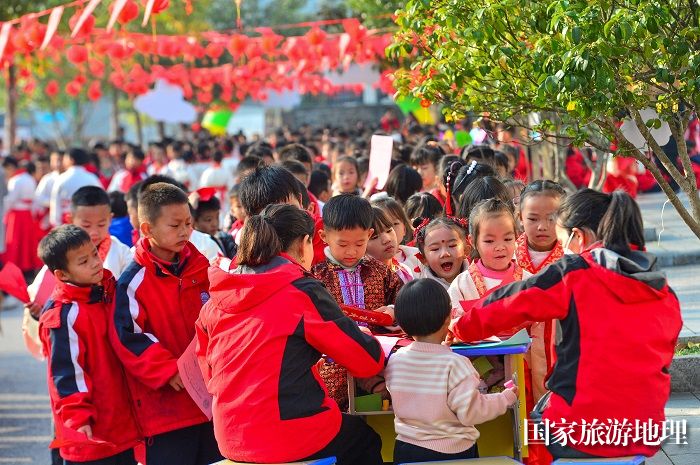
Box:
[452,190,682,460]
[196,204,385,465]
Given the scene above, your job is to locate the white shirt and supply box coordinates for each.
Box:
[50,166,101,226]
[199,164,234,192]
[221,156,240,179]
[189,229,222,262]
[167,160,199,191]
[147,163,173,177]
[35,170,60,210]
[103,235,134,278]
[4,172,37,212]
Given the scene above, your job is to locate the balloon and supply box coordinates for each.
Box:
[201,110,232,135]
[455,130,473,147]
[412,107,435,125]
[395,96,421,115]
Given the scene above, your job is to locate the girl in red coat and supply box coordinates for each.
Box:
[452,189,682,460]
[196,204,385,465]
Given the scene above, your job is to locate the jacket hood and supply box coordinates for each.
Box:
[586,248,670,304]
[208,255,305,313]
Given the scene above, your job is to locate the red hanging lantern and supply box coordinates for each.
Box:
[205,42,224,60]
[88,59,105,78]
[66,80,83,97]
[227,34,248,58]
[305,27,326,47]
[110,0,140,25]
[144,0,170,15]
[87,81,102,101]
[69,11,95,39]
[66,45,88,65]
[45,80,60,98]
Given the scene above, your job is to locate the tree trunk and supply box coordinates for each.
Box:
[72,100,85,146]
[134,110,144,148]
[3,63,17,153]
[157,121,166,140]
[110,88,120,141]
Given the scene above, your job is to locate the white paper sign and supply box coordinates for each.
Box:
[365,135,394,190]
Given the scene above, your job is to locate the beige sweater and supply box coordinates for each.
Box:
[385,342,516,453]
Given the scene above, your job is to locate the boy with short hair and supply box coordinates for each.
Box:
[38,225,140,465]
[26,186,133,318]
[110,182,222,465]
[313,194,403,408]
[108,147,148,193]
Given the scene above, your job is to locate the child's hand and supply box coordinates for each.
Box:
[358,325,373,336]
[77,424,93,440]
[375,305,395,321]
[168,373,184,391]
[506,386,519,403]
[25,301,42,319]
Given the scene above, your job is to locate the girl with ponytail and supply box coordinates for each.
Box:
[451,189,681,460]
[196,204,385,465]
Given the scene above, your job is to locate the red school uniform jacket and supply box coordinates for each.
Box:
[196,255,384,463]
[39,271,140,462]
[110,238,211,437]
[454,248,682,458]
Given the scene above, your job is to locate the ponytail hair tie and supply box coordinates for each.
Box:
[412,217,431,241]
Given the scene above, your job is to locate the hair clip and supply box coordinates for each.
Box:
[451,216,469,231]
[412,217,431,241]
[466,159,477,176]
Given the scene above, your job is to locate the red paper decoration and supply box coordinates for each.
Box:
[45,80,60,98]
[112,0,139,25]
[87,80,102,101]
[66,45,88,64]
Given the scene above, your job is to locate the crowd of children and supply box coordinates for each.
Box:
[0,121,681,465]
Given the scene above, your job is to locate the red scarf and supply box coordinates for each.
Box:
[96,236,112,262]
[9,168,27,181]
[515,233,564,274]
[120,166,147,192]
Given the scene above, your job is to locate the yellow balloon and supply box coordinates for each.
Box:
[412,107,436,125]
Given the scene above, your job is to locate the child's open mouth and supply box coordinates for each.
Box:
[440,262,454,272]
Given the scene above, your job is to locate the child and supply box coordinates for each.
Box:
[108,191,134,247]
[404,192,443,226]
[107,147,148,193]
[1,156,41,273]
[331,156,361,196]
[516,180,567,274]
[415,217,470,291]
[189,188,237,259]
[110,182,223,465]
[366,207,413,283]
[313,194,403,408]
[309,169,332,205]
[410,144,444,192]
[448,199,532,391]
[371,197,422,274]
[50,148,101,227]
[225,185,246,239]
[38,225,140,465]
[448,199,530,319]
[385,279,517,464]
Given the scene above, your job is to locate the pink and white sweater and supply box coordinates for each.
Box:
[385,341,516,454]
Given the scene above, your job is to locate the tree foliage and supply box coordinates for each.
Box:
[390,0,700,239]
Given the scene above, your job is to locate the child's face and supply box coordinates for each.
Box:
[127,198,139,230]
[72,204,112,246]
[142,203,193,260]
[320,227,373,268]
[335,162,358,193]
[56,241,104,286]
[230,196,246,222]
[318,180,332,202]
[195,210,220,236]
[366,227,398,263]
[414,162,437,190]
[423,226,466,283]
[125,153,143,171]
[387,213,407,245]
[471,214,516,271]
[520,194,560,252]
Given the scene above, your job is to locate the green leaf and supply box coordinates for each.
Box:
[572,26,582,44]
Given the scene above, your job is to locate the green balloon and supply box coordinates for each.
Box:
[455,130,473,147]
[202,110,232,129]
[396,96,421,115]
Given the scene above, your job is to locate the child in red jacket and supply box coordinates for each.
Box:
[110,182,222,465]
[38,225,139,465]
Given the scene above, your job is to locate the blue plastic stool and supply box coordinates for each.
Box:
[397,457,524,464]
[216,457,336,465]
[552,456,645,465]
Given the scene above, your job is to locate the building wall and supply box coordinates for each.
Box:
[280,104,395,129]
